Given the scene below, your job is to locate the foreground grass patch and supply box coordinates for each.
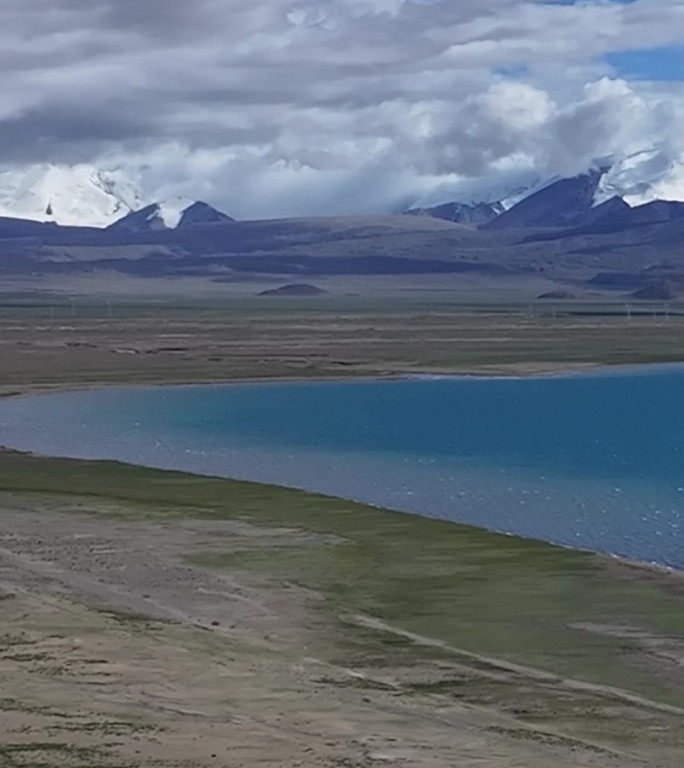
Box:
[3,449,684,710]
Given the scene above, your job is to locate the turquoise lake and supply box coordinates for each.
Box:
[1,367,683,567]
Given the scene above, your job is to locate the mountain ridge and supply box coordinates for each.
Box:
[108,198,234,233]
[407,149,684,230]
[1,151,684,291]
[0,207,682,289]
[405,201,505,226]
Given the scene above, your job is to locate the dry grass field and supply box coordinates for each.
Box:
[1,296,683,394]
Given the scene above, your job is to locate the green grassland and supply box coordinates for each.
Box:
[3,449,684,713]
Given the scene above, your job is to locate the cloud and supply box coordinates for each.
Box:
[0,0,683,216]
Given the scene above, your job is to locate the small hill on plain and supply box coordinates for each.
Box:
[258,283,327,297]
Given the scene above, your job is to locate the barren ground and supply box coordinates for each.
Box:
[2,493,684,768]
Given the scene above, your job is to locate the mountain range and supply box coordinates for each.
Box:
[2,149,683,232]
[1,151,684,297]
[406,149,684,228]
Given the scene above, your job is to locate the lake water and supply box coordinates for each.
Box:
[1,368,684,567]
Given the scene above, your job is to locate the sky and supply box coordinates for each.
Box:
[1,0,684,218]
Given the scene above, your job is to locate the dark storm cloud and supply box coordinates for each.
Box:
[0,106,152,162]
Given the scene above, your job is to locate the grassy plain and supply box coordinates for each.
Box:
[2,294,684,766]
[1,294,684,394]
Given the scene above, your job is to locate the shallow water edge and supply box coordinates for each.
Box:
[2,363,684,570]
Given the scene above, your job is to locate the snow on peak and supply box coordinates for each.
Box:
[156,197,197,229]
[594,149,684,207]
[498,175,559,211]
[411,146,684,220]
[0,164,142,227]
[108,197,233,232]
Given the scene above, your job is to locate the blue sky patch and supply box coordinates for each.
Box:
[606,46,684,81]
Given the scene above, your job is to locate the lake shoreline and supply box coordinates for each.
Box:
[3,443,684,587]
[2,365,683,572]
[5,357,684,403]
[1,362,683,576]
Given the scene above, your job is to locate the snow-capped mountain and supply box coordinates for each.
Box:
[406,173,542,215]
[404,174,545,225]
[492,151,684,229]
[410,147,684,229]
[2,147,683,231]
[0,164,142,228]
[485,168,610,229]
[594,149,684,207]
[0,164,234,231]
[108,198,233,233]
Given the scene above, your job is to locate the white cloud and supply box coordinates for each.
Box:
[0,0,682,216]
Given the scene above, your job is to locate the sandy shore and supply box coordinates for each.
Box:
[0,363,604,401]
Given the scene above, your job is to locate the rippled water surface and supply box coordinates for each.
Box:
[1,368,683,566]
